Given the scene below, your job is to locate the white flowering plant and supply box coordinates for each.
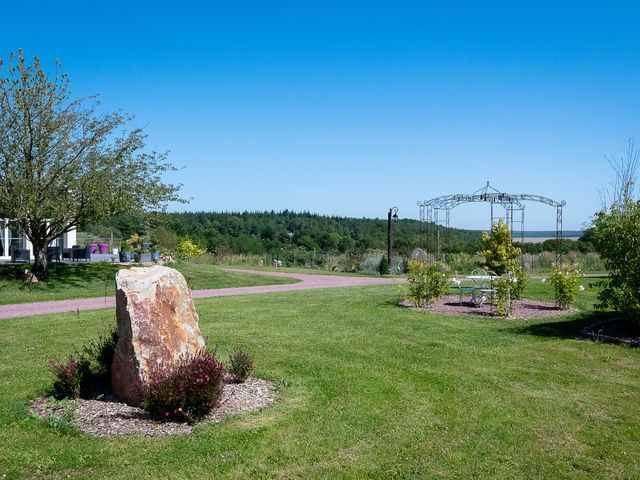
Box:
[549,266,581,309]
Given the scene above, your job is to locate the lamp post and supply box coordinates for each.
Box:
[387,207,399,274]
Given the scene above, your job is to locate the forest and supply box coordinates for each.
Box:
[90,210,592,257]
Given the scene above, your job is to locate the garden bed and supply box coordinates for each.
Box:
[400,295,573,319]
[29,378,277,437]
[580,317,640,347]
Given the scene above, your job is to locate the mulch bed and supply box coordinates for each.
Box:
[400,295,573,319]
[580,317,640,347]
[29,378,277,437]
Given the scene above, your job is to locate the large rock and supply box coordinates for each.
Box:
[111,265,205,404]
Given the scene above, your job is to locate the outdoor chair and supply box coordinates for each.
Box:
[469,268,497,306]
[11,249,30,263]
[452,277,475,305]
[46,246,61,263]
[72,245,91,261]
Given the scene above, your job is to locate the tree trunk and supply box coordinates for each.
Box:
[32,242,49,281]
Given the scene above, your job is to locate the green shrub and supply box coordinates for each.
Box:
[406,261,449,308]
[138,349,224,423]
[510,265,528,300]
[592,198,640,324]
[491,275,515,317]
[480,220,521,275]
[228,346,254,383]
[48,356,89,399]
[379,255,389,275]
[176,238,204,261]
[80,327,118,381]
[549,267,580,309]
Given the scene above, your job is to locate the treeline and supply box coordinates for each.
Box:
[93,210,593,256]
[160,210,481,255]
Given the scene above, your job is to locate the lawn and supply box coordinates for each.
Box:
[1,283,638,479]
[0,261,297,305]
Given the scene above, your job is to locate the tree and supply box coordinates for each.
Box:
[0,51,182,279]
[480,220,520,275]
[378,255,389,275]
[591,139,640,324]
[480,220,527,300]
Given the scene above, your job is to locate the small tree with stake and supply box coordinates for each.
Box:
[0,51,183,280]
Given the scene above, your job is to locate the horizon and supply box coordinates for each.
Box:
[4,2,639,231]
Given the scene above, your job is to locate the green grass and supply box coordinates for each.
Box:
[1,284,638,479]
[228,264,383,277]
[0,261,297,305]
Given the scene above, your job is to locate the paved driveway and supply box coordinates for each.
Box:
[0,269,400,319]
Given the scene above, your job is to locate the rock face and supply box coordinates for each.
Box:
[111,265,205,404]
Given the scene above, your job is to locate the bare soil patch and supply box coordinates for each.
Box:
[400,295,573,319]
[29,378,277,437]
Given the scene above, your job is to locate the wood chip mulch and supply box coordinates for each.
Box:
[29,378,277,437]
[400,295,574,319]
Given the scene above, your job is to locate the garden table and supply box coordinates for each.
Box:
[464,274,499,305]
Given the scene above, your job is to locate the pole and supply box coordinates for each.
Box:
[387,209,392,274]
[387,207,398,274]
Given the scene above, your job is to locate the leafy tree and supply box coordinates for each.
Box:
[480,220,528,300]
[0,51,182,279]
[592,201,640,323]
[591,139,640,324]
[480,220,521,275]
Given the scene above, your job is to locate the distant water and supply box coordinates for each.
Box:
[472,230,583,240]
[520,230,583,238]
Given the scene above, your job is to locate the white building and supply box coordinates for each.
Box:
[0,219,76,261]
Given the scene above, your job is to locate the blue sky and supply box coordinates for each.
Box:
[3,1,639,230]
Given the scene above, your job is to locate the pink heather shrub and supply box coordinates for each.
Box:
[228,345,255,383]
[138,349,224,423]
[48,355,89,399]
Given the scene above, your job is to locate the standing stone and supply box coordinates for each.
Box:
[111,265,205,404]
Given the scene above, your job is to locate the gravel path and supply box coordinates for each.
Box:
[0,269,399,319]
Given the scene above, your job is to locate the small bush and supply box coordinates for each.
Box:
[228,346,254,383]
[480,220,521,275]
[176,238,204,261]
[81,327,118,380]
[138,349,224,423]
[491,275,515,317]
[510,265,528,300]
[549,267,580,309]
[378,255,389,275]
[48,356,89,399]
[406,261,449,308]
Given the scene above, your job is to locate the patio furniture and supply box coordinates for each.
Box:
[72,245,91,261]
[119,251,134,262]
[466,268,498,306]
[46,246,61,263]
[452,278,476,305]
[62,248,72,260]
[11,249,30,263]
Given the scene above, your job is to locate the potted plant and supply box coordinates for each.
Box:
[119,242,133,262]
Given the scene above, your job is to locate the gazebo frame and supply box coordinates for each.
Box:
[417,182,566,266]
